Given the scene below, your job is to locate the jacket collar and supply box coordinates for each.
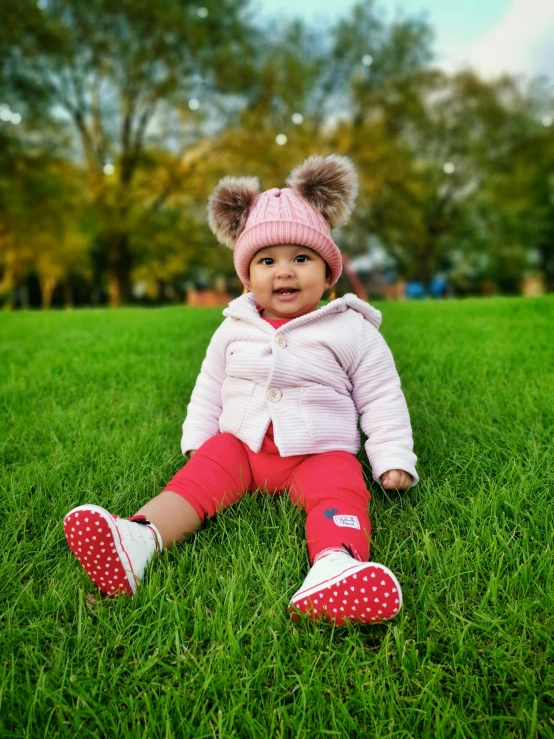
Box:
[223,292,382,332]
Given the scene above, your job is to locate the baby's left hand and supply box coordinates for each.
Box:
[380,469,412,490]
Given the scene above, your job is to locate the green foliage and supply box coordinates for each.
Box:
[1,0,554,306]
[1,298,553,735]
[1,0,258,305]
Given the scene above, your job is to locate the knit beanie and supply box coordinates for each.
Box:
[207,154,358,288]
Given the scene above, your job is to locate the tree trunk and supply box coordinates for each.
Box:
[537,240,554,292]
[106,231,133,307]
[409,241,436,284]
[107,272,121,308]
[40,276,56,309]
[0,265,15,310]
[64,282,74,310]
[20,285,30,309]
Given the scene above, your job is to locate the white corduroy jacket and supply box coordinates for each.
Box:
[181,292,418,486]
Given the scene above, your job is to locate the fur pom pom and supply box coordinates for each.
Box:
[286,154,358,227]
[208,176,260,248]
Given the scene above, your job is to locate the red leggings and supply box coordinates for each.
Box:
[162,426,371,563]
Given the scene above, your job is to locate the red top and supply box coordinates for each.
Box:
[256,304,293,329]
[262,317,290,329]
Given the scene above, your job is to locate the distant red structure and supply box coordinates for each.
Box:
[186,289,233,307]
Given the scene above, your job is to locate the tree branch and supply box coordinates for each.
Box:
[136,140,212,230]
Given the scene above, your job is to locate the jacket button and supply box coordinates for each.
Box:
[266,387,282,402]
[275,335,287,348]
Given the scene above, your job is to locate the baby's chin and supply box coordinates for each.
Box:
[261,301,322,320]
[252,287,327,319]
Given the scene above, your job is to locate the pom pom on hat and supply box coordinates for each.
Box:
[286,154,358,227]
[207,154,358,288]
[208,176,260,248]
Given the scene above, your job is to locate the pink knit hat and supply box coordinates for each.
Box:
[207,155,358,288]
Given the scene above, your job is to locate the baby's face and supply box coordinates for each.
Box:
[249,244,331,320]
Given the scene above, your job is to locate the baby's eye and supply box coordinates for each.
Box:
[294,255,309,263]
[260,257,274,265]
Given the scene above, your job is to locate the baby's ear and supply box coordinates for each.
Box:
[286,154,358,227]
[208,176,260,248]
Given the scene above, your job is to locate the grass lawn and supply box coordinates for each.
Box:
[1,296,553,738]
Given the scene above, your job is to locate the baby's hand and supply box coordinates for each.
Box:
[380,469,412,490]
[188,450,196,458]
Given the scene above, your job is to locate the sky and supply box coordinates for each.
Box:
[258,0,554,81]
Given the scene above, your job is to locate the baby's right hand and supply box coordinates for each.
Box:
[189,450,196,458]
[380,469,412,490]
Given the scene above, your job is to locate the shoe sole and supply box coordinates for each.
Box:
[289,561,402,626]
[63,505,137,596]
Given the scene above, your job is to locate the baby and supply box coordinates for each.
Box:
[63,154,418,626]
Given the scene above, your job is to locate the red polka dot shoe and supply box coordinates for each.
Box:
[289,549,402,626]
[63,505,163,597]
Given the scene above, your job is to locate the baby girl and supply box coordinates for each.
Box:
[63,154,417,626]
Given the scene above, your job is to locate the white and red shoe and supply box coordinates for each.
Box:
[63,504,163,597]
[289,548,402,626]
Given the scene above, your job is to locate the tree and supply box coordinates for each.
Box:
[0,143,90,308]
[471,77,554,291]
[410,71,554,292]
[210,4,439,274]
[18,0,257,305]
[322,1,441,277]
[0,0,69,305]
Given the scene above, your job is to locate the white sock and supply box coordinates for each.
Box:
[313,546,345,563]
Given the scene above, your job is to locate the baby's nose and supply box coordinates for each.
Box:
[275,262,294,275]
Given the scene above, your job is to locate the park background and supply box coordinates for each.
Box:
[1,2,554,737]
[1,0,554,308]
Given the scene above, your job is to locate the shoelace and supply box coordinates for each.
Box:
[114,516,155,545]
[342,543,361,560]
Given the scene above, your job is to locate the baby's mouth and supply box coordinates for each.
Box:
[274,288,299,295]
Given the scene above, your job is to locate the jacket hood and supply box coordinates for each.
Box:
[223,292,382,331]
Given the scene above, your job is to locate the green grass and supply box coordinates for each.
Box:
[1,297,553,738]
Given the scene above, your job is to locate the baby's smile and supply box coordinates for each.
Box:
[273,287,300,302]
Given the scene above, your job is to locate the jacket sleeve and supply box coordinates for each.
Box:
[349,320,418,486]
[180,323,227,456]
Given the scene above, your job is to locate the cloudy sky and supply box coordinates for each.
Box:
[258,0,554,81]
